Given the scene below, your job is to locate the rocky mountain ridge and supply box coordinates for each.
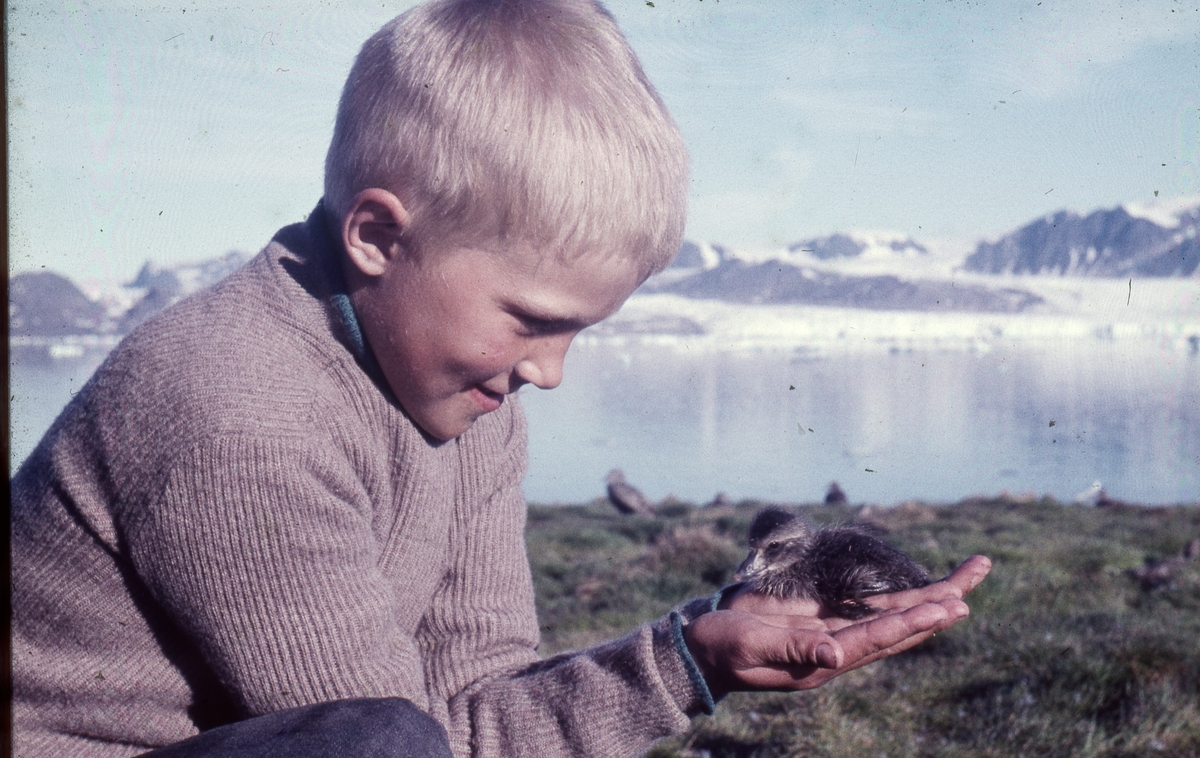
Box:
[10,199,1198,341]
[963,198,1200,277]
[10,252,249,339]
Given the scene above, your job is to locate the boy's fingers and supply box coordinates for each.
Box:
[697,557,989,693]
[737,626,846,690]
[740,618,844,669]
[749,600,966,690]
[833,599,966,668]
[944,555,992,595]
[868,555,992,611]
[688,611,850,693]
[779,628,844,670]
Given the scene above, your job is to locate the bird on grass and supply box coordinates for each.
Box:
[824,482,848,505]
[735,506,930,619]
[605,469,655,515]
[1128,538,1200,591]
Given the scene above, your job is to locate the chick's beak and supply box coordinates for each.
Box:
[734,550,763,582]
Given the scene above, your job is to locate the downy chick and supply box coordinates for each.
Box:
[735,506,930,620]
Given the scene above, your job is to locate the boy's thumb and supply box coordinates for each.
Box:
[813,641,842,669]
[776,629,843,669]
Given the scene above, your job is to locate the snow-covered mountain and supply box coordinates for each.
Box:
[648,231,1036,313]
[787,232,929,261]
[9,251,250,339]
[644,256,1042,313]
[11,198,1200,351]
[672,232,940,274]
[116,252,250,332]
[963,197,1200,277]
[8,272,108,337]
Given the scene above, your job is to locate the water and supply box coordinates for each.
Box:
[10,341,1199,505]
[519,340,1200,506]
[9,347,109,474]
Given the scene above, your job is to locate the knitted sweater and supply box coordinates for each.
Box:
[10,207,712,757]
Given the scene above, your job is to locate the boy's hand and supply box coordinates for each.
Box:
[683,555,991,699]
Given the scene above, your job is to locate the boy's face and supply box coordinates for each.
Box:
[358,242,641,441]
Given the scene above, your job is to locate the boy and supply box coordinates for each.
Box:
[10,0,989,755]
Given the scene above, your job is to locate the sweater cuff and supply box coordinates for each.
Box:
[712,582,746,611]
[660,584,752,715]
[675,595,715,624]
[676,582,745,624]
[664,611,715,715]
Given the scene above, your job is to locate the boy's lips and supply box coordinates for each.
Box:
[469,383,505,413]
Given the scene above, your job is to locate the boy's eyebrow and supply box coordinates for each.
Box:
[505,301,592,331]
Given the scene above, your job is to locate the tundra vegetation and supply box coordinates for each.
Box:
[525,497,1200,758]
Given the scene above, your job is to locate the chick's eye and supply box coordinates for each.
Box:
[768,541,780,549]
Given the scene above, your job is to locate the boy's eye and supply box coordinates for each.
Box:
[516,316,553,336]
[514,313,568,337]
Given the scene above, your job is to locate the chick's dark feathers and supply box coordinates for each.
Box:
[737,507,930,619]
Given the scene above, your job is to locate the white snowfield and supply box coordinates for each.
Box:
[597,200,1200,355]
[1122,195,1200,229]
[592,259,1200,356]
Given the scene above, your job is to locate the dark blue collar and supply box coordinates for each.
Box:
[331,291,372,365]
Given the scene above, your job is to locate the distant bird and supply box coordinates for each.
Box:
[824,482,848,505]
[1074,481,1105,506]
[735,506,930,619]
[706,492,732,509]
[605,469,655,515]
[1128,538,1200,591]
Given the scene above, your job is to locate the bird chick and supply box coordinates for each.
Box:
[735,506,930,619]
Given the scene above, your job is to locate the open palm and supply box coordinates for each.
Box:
[684,555,992,698]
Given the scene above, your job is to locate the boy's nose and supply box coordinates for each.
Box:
[514,336,571,390]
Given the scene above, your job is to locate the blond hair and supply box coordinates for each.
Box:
[324,0,688,278]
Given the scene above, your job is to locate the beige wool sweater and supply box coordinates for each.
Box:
[10,207,713,757]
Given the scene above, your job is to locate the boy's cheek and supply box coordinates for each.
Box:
[458,336,525,376]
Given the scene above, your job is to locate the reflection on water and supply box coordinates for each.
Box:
[519,341,1200,505]
[10,341,1199,505]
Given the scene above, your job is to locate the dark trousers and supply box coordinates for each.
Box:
[140,698,453,757]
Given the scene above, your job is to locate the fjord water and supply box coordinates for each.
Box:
[10,341,1199,505]
[519,340,1199,506]
[10,349,109,472]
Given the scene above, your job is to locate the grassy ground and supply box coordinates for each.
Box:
[525,497,1200,758]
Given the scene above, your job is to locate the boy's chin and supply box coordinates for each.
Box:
[407,395,502,441]
[411,413,473,442]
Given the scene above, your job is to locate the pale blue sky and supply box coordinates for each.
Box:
[7,0,1200,289]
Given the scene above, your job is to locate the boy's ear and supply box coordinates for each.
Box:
[341,188,412,278]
